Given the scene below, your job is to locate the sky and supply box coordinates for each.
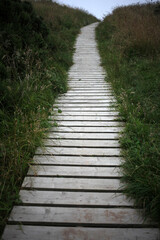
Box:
[57,0,149,19]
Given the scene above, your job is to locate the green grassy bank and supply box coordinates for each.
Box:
[0,0,97,234]
[96,3,160,223]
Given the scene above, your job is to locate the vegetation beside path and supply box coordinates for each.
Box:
[0,0,97,234]
[96,2,160,224]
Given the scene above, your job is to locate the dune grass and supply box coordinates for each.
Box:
[0,0,97,235]
[96,2,160,223]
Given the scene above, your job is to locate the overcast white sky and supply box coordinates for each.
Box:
[57,0,151,19]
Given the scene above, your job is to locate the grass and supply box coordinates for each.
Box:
[96,2,160,224]
[0,0,97,235]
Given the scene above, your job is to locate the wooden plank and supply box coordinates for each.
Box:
[43,139,120,148]
[69,77,106,79]
[33,155,122,166]
[54,103,116,107]
[68,84,109,87]
[55,100,116,103]
[50,116,119,121]
[68,81,107,83]
[3,225,160,240]
[63,93,114,96]
[52,112,119,116]
[46,132,120,140]
[68,82,108,84]
[67,90,112,93]
[27,166,121,177]
[68,87,110,89]
[53,108,116,112]
[35,147,121,156]
[22,177,122,191]
[19,190,133,206]
[49,126,123,133]
[50,121,124,127]
[58,96,116,100]
[8,206,149,225]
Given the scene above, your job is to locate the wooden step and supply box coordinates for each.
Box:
[43,139,120,147]
[46,132,120,140]
[22,177,122,191]
[3,225,159,240]
[28,165,121,177]
[8,206,151,226]
[49,126,123,133]
[32,155,122,166]
[50,120,123,127]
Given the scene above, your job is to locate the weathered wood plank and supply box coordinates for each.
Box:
[50,121,124,127]
[19,190,133,206]
[57,96,116,100]
[22,177,122,191]
[53,108,116,112]
[49,126,123,133]
[68,84,109,87]
[27,166,121,177]
[54,103,116,107]
[63,93,114,96]
[43,139,120,148]
[55,99,116,103]
[35,147,121,156]
[46,132,120,140]
[53,112,119,116]
[33,155,122,166]
[8,206,150,225]
[3,225,159,240]
[50,116,119,121]
[67,90,112,93]
[68,87,111,89]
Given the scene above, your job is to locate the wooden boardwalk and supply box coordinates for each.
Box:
[2,23,159,240]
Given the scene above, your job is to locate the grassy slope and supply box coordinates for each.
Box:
[0,0,97,234]
[96,3,160,223]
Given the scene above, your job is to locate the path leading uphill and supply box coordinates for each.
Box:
[2,23,159,240]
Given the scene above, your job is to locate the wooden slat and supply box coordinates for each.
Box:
[27,166,121,177]
[54,103,115,107]
[33,155,122,166]
[62,94,114,96]
[50,121,123,127]
[67,90,112,93]
[55,99,116,103]
[51,116,119,121]
[3,226,159,240]
[53,108,116,112]
[68,85,109,87]
[43,139,120,148]
[8,206,149,225]
[22,177,122,191]
[49,126,123,133]
[46,132,120,140]
[19,190,133,206]
[57,96,116,100]
[35,147,121,156]
[54,112,119,116]
[68,87,110,89]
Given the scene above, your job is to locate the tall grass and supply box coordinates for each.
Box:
[0,0,97,235]
[96,2,160,223]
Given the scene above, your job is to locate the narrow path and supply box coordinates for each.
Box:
[3,23,159,240]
